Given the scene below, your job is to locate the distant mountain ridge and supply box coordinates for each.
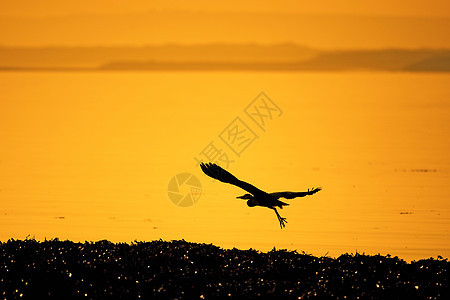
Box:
[404,54,450,72]
[1,45,449,72]
[0,44,317,68]
[288,49,450,71]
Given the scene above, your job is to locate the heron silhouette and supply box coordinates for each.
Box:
[200,162,321,228]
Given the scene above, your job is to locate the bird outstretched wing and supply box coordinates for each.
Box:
[270,187,322,200]
[200,162,266,196]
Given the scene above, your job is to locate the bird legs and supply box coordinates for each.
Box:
[273,208,288,229]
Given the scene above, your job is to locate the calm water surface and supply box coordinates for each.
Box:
[0,71,449,262]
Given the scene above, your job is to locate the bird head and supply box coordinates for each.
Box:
[246,199,257,207]
[236,193,253,200]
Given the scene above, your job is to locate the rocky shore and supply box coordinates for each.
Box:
[0,239,447,299]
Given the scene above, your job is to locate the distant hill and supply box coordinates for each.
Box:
[100,48,450,72]
[99,61,310,71]
[404,54,450,71]
[0,44,317,69]
[1,45,450,72]
[292,49,450,71]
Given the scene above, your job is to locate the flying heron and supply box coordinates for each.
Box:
[200,162,321,229]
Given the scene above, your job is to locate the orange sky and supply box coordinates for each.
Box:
[1,1,450,17]
[0,2,449,48]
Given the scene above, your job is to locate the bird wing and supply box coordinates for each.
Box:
[270,187,322,200]
[200,162,266,196]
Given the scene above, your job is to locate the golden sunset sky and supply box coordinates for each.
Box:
[1,1,449,17]
[0,1,449,48]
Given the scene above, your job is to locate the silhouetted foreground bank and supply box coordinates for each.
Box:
[0,239,448,299]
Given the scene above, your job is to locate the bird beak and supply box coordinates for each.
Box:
[236,196,245,199]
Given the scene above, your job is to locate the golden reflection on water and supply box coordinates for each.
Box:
[0,71,449,262]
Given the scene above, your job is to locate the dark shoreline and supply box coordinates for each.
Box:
[1,46,450,72]
[0,239,448,299]
[1,67,449,73]
[1,65,450,72]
